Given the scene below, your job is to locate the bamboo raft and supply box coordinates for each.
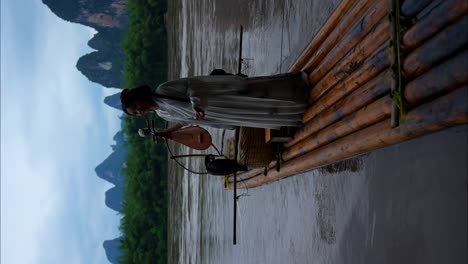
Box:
[227,0,468,189]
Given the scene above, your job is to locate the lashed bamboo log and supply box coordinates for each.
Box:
[301,0,377,72]
[413,0,444,21]
[283,96,393,161]
[289,0,355,72]
[308,44,390,106]
[230,167,264,183]
[230,163,276,185]
[405,49,468,106]
[229,87,468,189]
[401,0,432,18]
[311,19,390,92]
[230,0,466,188]
[289,73,391,148]
[402,0,468,50]
[308,2,389,85]
[403,16,468,78]
[229,165,270,184]
[285,50,468,155]
[303,67,387,129]
[234,82,468,183]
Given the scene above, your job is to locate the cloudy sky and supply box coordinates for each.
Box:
[1,0,123,263]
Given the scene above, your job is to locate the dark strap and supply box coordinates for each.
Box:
[153,92,191,103]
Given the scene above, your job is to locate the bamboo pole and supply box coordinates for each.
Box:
[229,159,283,183]
[405,49,468,106]
[304,57,390,126]
[302,71,389,131]
[401,0,432,18]
[283,96,393,161]
[411,0,444,21]
[227,167,264,184]
[308,2,389,85]
[290,50,467,152]
[232,82,468,186]
[389,0,403,128]
[289,0,355,72]
[311,19,391,91]
[229,87,468,189]
[287,72,391,148]
[402,0,468,50]
[301,0,377,72]
[403,16,468,79]
[308,44,390,106]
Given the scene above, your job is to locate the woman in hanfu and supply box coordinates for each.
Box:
[120,70,309,131]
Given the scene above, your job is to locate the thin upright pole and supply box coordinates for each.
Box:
[170,154,214,159]
[233,128,239,245]
[237,25,243,74]
[233,25,243,245]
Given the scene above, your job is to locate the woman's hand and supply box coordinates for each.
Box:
[193,106,205,120]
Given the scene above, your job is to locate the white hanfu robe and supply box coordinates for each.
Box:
[153,72,309,129]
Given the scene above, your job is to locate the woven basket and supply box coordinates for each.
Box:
[238,127,275,169]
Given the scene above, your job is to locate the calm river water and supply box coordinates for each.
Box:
[166,1,467,264]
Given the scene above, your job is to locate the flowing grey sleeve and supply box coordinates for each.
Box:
[187,79,208,111]
[154,80,197,122]
[157,78,207,112]
[155,109,190,125]
[185,75,245,111]
[187,88,208,111]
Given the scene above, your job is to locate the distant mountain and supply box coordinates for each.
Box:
[105,186,123,212]
[95,131,127,186]
[42,0,128,88]
[76,49,124,88]
[103,238,122,264]
[94,129,127,263]
[42,0,128,29]
[104,91,123,111]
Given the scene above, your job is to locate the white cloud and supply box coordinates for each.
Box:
[1,125,63,264]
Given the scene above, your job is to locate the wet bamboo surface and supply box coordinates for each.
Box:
[289,0,355,72]
[402,16,468,79]
[401,0,433,18]
[291,71,391,147]
[405,50,468,106]
[307,1,389,85]
[301,0,376,72]
[229,0,468,189]
[310,19,390,93]
[229,50,467,185]
[402,0,468,50]
[282,96,393,161]
[229,87,468,189]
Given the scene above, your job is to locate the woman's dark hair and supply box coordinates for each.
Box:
[120,85,153,115]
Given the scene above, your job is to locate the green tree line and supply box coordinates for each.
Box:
[118,0,169,263]
[123,0,168,88]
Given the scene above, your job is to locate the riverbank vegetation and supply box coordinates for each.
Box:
[119,0,169,263]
